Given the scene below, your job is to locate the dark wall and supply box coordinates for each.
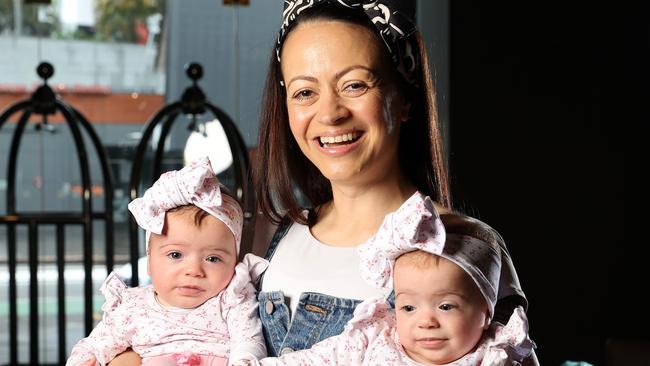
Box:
[449,2,630,365]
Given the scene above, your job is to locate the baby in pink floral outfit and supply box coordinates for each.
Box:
[67,157,268,366]
[254,192,535,365]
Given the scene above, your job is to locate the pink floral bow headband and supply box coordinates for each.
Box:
[358,192,446,289]
[358,192,501,316]
[127,157,243,254]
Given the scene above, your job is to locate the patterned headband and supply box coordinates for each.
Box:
[128,157,244,255]
[358,192,501,317]
[276,0,419,86]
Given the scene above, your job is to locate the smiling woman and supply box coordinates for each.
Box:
[250,0,536,362]
[281,19,408,190]
[256,3,449,228]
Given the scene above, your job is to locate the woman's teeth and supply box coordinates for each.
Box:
[319,132,358,146]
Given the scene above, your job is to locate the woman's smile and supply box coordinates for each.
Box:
[316,130,362,147]
[314,130,365,156]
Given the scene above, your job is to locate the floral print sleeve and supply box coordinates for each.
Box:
[479,306,536,366]
[222,254,269,365]
[66,272,132,366]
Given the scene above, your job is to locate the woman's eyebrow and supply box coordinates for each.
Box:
[286,75,318,88]
[287,65,379,88]
[335,65,377,80]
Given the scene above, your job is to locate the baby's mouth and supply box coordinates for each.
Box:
[317,131,362,148]
[177,285,204,295]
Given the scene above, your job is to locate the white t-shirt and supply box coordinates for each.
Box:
[261,222,390,317]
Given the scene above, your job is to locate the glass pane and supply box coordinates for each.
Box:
[1,0,165,363]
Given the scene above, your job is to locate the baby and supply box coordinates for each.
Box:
[254,193,535,365]
[67,157,267,366]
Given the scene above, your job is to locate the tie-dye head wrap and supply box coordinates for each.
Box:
[276,0,419,86]
[358,192,501,316]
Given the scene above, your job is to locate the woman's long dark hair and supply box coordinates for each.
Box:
[254,5,450,225]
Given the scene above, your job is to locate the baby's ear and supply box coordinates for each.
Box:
[483,312,492,330]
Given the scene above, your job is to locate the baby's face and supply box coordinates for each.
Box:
[148,211,237,309]
[394,255,489,365]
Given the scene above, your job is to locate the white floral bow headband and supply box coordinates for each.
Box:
[358,192,501,316]
[127,157,243,254]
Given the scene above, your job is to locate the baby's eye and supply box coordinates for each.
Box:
[167,251,182,260]
[206,256,221,263]
[439,303,456,311]
[400,305,416,313]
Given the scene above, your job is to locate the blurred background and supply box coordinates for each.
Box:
[0,0,633,365]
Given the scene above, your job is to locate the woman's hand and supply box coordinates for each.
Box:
[522,349,540,366]
[107,349,142,365]
[79,357,96,366]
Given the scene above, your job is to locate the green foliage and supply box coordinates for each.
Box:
[0,0,164,43]
[0,0,12,34]
[95,0,165,43]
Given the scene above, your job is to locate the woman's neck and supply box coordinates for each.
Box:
[310,176,417,247]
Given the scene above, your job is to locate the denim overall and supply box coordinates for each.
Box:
[257,217,366,357]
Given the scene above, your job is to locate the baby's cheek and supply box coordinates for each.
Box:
[395,313,413,343]
[215,266,236,292]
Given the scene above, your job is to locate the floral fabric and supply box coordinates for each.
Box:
[66,254,268,366]
[255,297,534,366]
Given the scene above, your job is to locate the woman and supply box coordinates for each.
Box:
[255,0,534,361]
[107,1,536,364]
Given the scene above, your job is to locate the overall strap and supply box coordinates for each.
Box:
[258,216,294,288]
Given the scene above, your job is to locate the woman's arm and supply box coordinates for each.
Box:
[107,349,141,365]
[257,330,368,366]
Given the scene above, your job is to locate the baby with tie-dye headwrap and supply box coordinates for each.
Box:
[67,157,268,366]
[253,192,535,366]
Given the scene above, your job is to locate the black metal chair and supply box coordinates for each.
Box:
[0,62,115,365]
[126,62,253,287]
